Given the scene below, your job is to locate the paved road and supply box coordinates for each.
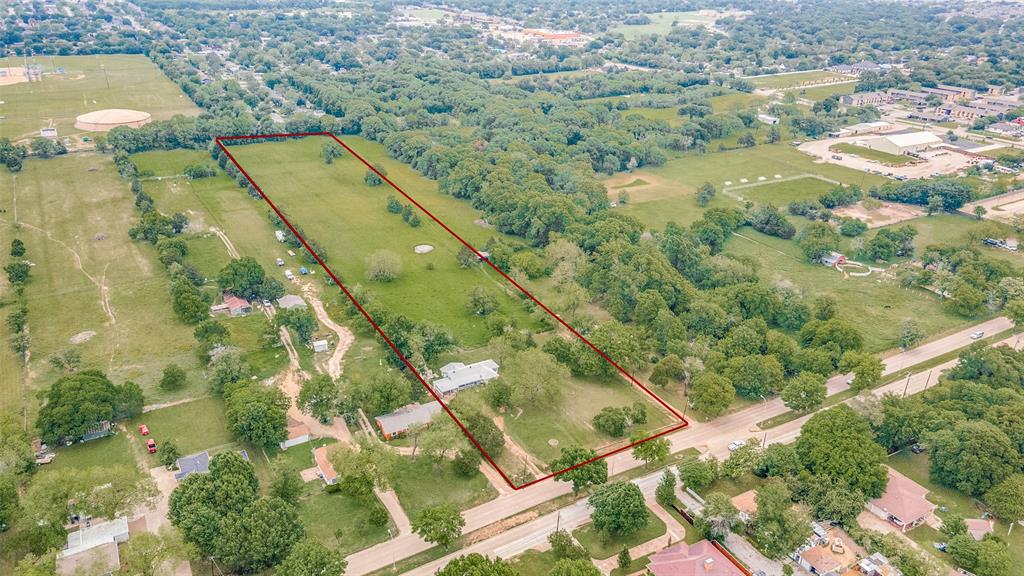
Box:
[343,317,1011,575]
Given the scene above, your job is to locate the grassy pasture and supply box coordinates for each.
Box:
[787,82,856,102]
[297,484,396,556]
[612,11,717,38]
[709,92,769,113]
[0,154,202,416]
[729,176,837,206]
[128,397,235,460]
[603,144,887,230]
[749,70,853,90]
[831,143,914,165]
[390,454,497,516]
[0,54,199,141]
[226,136,541,347]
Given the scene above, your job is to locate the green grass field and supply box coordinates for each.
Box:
[612,11,717,38]
[622,107,683,127]
[46,431,139,475]
[889,451,1024,574]
[604,144,887,230]
[831,143,913,166]
[573,508,666,559]
[0,154,204,417]
[749,71,853,90]
[128,397,236,460]
[390,454,498,516]
[297,484,395,556]
[510,550,559,576]
[725,227,976,352]
[709,92,769,114]
[0,54,199,141]
[787,82,856,102]
[730,176,837,206]
[226,136,541,348]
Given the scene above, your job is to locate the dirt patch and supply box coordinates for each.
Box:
[70,330,97,344]
[964,189,1024,224]
[601,172,684,203]
[414,244,434,254]
[467,510,540,544]
[0,67,30,86]
[834,200,924,228]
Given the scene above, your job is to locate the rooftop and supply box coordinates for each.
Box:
[868,467,935,524]
[433,359,499,394]
[174,451,210,481]
[277,294,306,309]
[313,445,337,482]
[57,540,120,576]
[375,402,444,436]
[60,517,129,559]
[879,131,942,147]
[648,540,745,576]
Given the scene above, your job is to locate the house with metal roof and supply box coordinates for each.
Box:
[375,402,444,440]
[174,451,210,482]
[431,360,500,395]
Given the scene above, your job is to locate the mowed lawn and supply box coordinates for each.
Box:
[831,143,913,165]
[889,451,1024,574]
[725,227,973,352]
[0,54,199,141]
[0,154,203,415]
[749,70,853,90]
[390,454,497,516]
[573,507,666,559]
[729,176,837,206]
[128,397,236,463]
[604,144,888,230]
[227,136,541,347]
[611,11,716,38]
[297,483,395,556]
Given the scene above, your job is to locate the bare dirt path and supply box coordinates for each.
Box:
[210,226,240,259]
[300,282,354,380]
[493,415,545,478]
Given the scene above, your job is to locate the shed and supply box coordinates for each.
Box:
[313,445,337,485]
[279,419,311,450]
[312,339,330,353]
[277,294,306,310]
[275,230,286,242]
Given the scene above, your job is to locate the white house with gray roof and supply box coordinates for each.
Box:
[431,360,499,395]
[375,402,444,439]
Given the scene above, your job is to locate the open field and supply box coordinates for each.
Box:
[831,143,914,165]
[603,144,888,230]
[391,455,498,516]
[785,82,856,102]
[0,54,199,141]
[46,431,139,475]
[510,550,559,576]
[833,200,924,228]
[0,154,203,417]
[621,107,683,127]
[709,92,769,113]
[725,227,974,352]
[889,451,1024,575]
[612,11,718,38]
[727,176,837,206]
[749,70,854,90]
[128,397,235,460]
[226,136,541,348]
[298,484,396,556]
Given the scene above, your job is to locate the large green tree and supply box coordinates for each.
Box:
[276,537,347,576]
[215,496,304,572]
[748,479,809,559]
[795,405,888,498]
[217,256,284,301]
[689,372,735,417]
[589,482,648,536]
[551,446,608,495]
[930,420,1023,497]
[412,503,465,549]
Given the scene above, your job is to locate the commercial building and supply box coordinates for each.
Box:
[864,131,942,155]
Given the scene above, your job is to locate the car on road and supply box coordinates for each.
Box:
[831,154,843,160]
[846,374,855,386]
[728,439,747,451]
[146,439,158,454]
[970,331,985,340]
[138,424,150,436]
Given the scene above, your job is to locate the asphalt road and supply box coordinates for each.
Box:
[343,317,1012,576]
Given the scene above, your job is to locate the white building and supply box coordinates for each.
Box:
[57,517,129,576]
[864,131,942,155]
[756,114,780,125]
[431,360,500,395]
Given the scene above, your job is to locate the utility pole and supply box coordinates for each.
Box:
[901,372,912,398]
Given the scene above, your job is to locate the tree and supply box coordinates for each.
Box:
[365,168,384,186]
[0,473,20,531]
[549,529,588,560]
[551,446,608,495]
[322,142,343,164]
[412,503,465,549]
[436,554,518,576]
[649,354,685,387]
[346,368,411,417]
[689,372,735,417]
[676,456,719,492]
[5,261,30,284]
[159,364,187,391]
[974,205,987,220]
[0,410,35,475]
[781,372,826,412]
[297,375,339,422]
[632,435,670,466]
[930,420,1022,496]
[655,469,676,508]
[617,547,631,570]
[158,441,180,468]
[839,351,883,391]
[696,182,716,206]
[797,221,841,263]
[36,371,145,444]
[592,407,629,437]
[330,438,396,494]
[986,474,1024,533]
[208,351,252,395]
[224,383,288,449]
[215,496,304,572]
[10,238,25,258]
[270,461,305,505]
[419,413,465,468]
[119,527,190,576]
[795,405,888,498]
[276,307,318,343]
[590,482,648,536]
[697,492,739,541]
[748,479,809,559]
[941,513,968,539]
[550,559,601,576]
[757,444,802,478]
[466,286,498,316]
[277,538,347,576]
[367,250,402,282]
[926,194,945,215]
[898,319,925,349]
[503,348,566,408]
[217,257,283,301]
[724,355,784,398]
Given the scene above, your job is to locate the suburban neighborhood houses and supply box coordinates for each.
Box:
[4,1,1024,576]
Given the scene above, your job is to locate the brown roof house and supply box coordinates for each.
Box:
[864,468,936,532]
[279,419,311,450]
[730,490,758,523]
[313,445,337,485]
[647,540,746,576]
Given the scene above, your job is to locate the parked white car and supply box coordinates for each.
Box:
[970,331,985,340]
[727,439,747,451]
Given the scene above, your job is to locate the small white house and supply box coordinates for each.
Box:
[275,230,286,242]
[312,339,329,353]
[279,420,311,450]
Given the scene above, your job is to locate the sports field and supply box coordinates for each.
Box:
[603,144,888,229]
[0,54,199,141]
[612,11,718,38]
[225,136,541,347]
[0,154,202,417]
[749,70,854,90]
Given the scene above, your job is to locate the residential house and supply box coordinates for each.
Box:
[432,360,500,395]
[858,553,904,576]
[375,402,444,440]
[821,252,846,267]
[730,490,758,522]
[211,294,252,317]
[647,540,745,576]
[56,517,129,576]
[965,518,994,541]
[279,419,311,450]
[174,451,210,482]
[277,294,307,310]
[757,114,780,125]
[907,110,950,124]
[865,467,936,532]
[313,445,337,485]
[887,89,929,105]
[987,122,1024,138]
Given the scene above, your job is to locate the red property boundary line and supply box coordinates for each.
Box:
[215,132,689,490]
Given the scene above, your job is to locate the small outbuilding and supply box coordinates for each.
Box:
[312,339,330,353]
[313,445,337,485]
[275,230,287,242]
[280,419,311,450]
